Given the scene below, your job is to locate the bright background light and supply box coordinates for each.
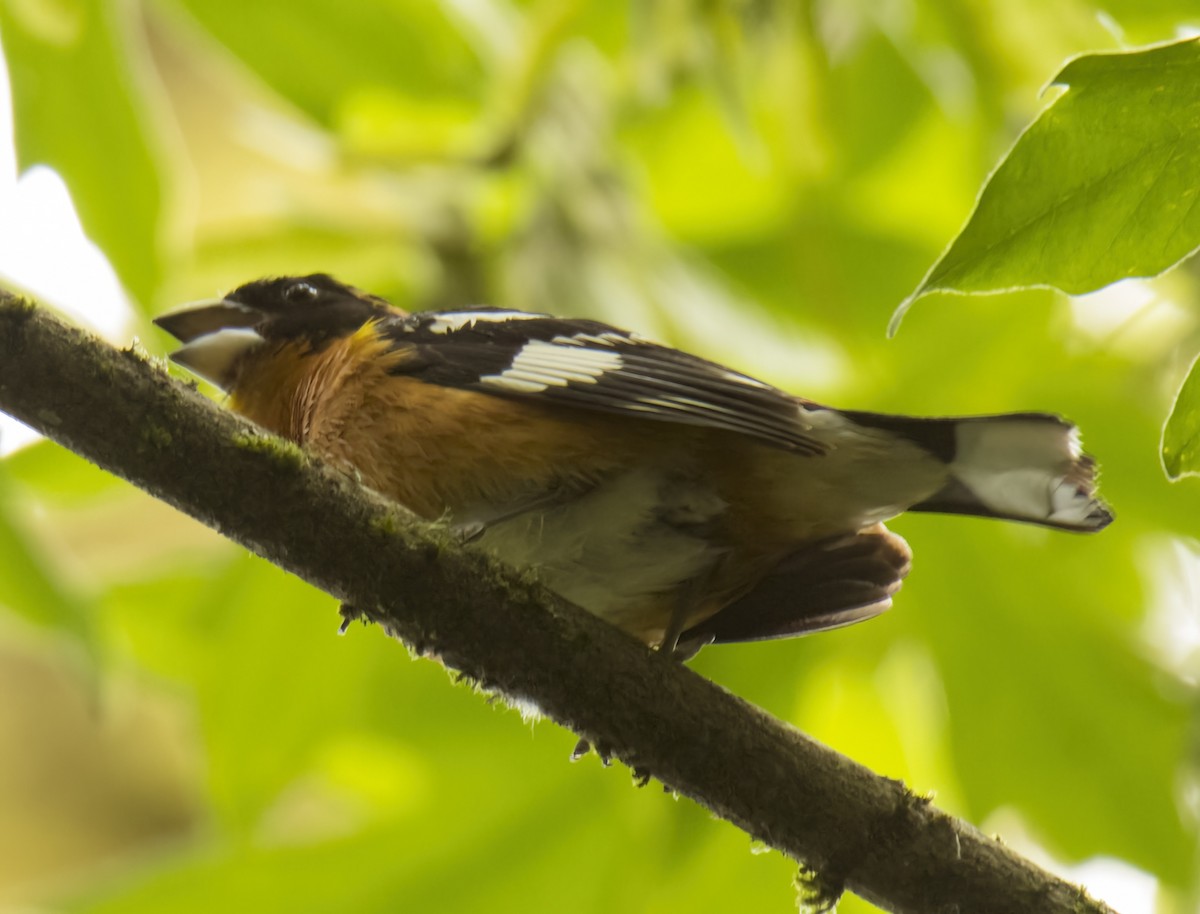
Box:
[0,42,133,456]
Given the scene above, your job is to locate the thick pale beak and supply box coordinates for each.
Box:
[153,299,264,389]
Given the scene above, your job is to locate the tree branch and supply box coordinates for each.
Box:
[0,292,1117,914]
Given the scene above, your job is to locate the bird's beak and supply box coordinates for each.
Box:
[154,298,261,343]
[153,299,264,389]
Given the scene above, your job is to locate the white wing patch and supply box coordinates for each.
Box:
[394,309,827,454]
[720,368,772,390]
[633,395,741,417]
[481,339,624,394]
[551,332,630,347]
[428,310,549,335]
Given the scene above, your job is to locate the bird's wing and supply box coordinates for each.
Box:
[379,308,828,455]
[680,525,913,646]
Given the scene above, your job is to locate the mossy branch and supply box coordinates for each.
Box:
[0,292,1118,914]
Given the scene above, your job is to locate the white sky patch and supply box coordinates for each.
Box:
[983,808,1159,914]
[0,413,40,457]
[1140,536,1200,685]
[0,167,133,338]
[0,44,136,456]
[1060,858,1160,914]
[1068,279,1193,358]
[1071,280,1155,337]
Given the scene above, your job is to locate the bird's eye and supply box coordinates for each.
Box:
[284,282,319,303]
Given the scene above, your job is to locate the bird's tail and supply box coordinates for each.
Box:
[843,410,1113,532]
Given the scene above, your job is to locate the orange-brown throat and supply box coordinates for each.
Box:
[228,322,407,444]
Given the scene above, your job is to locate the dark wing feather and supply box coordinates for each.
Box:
[378,309,826,455]
[680,526,912,646]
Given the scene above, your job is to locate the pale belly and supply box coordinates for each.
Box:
[473,465,728,641]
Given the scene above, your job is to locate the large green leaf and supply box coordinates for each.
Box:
[1162,352,1200,479]
[892,37,1200,333]
[0,0,163,302]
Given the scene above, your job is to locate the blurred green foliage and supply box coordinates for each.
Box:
[0,1,1198,912]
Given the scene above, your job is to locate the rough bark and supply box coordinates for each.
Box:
[0,292,1117,914]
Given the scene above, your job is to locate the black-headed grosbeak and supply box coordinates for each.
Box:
[155,274,1112,655]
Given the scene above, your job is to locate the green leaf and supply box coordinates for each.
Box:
[0,0,164,302]
[1162,351,1200,479]
[893,37,1200,333]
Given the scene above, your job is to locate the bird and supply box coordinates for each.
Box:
[154,273,1112,657]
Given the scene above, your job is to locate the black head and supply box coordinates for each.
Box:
[154,274,396,388]
[221,274,393,346]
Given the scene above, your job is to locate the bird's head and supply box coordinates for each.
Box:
[153,274,397,389]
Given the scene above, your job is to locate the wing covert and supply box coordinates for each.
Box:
[378,308,827,455]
